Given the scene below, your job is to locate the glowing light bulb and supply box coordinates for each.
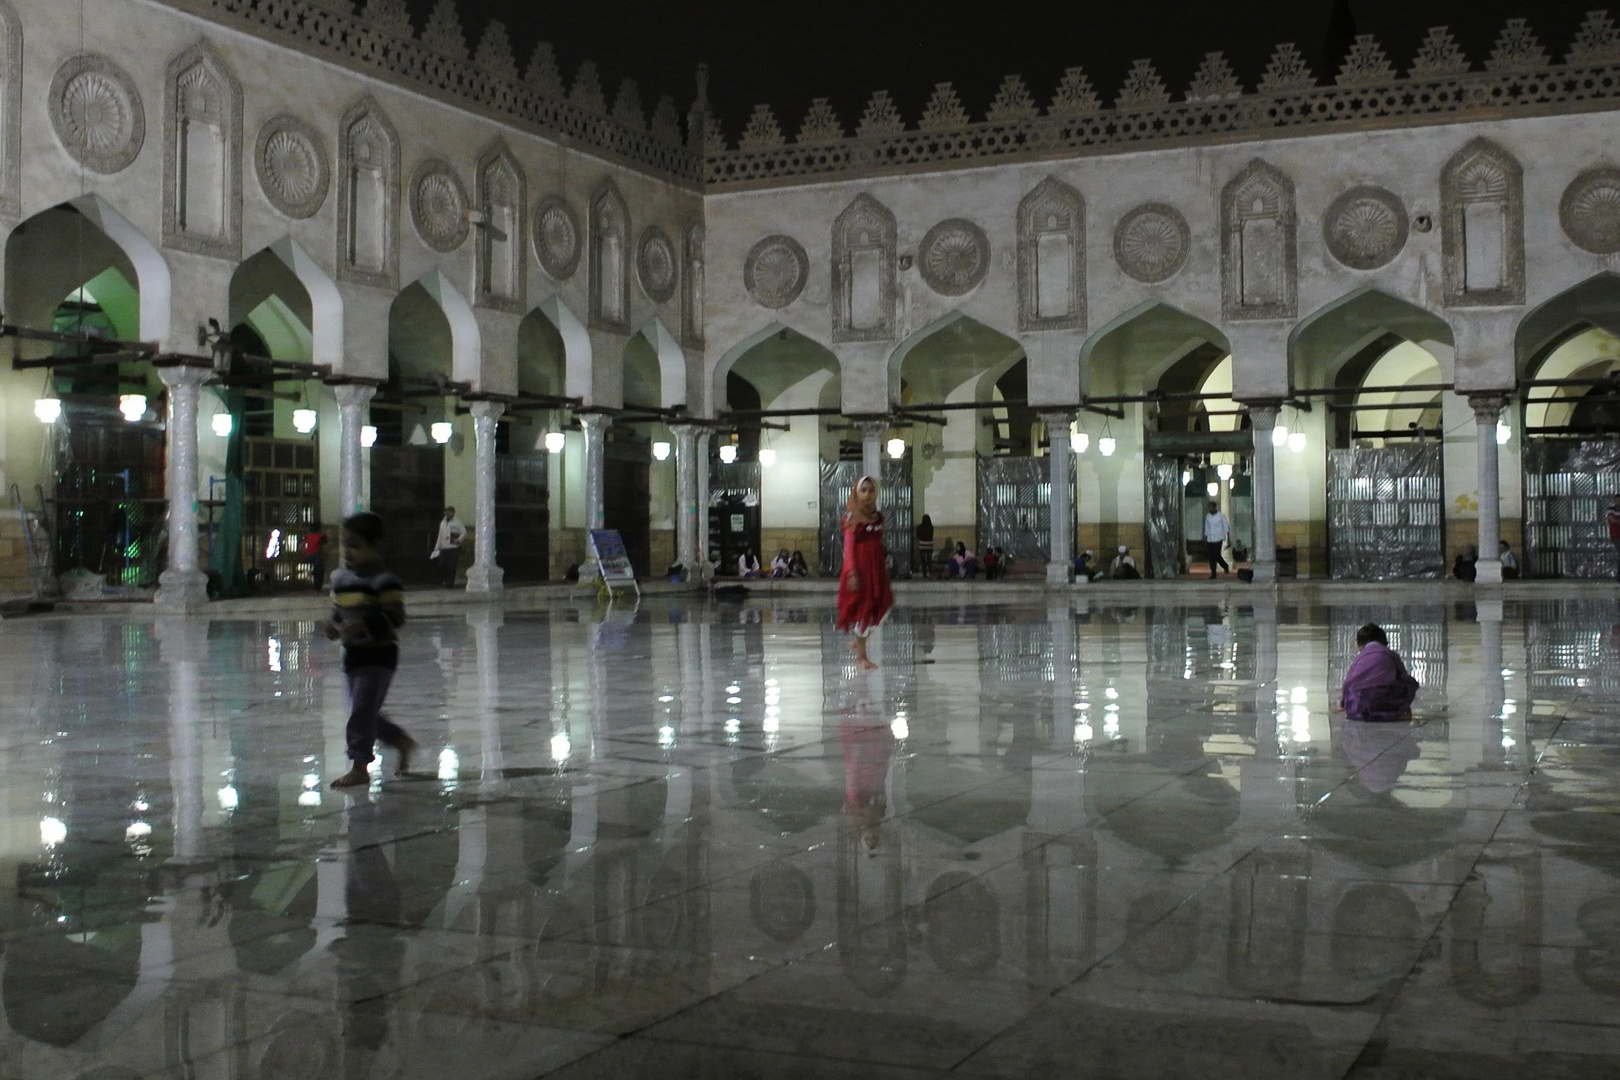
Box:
[1070,431,1089,453]
[292,408,317,434]
[719,443,738,464]
[1098,436,1116,456]
[1206,482,1219,498]
[1217,463,1233,480]
[211,412,233,436]
[545,431,566,454]
[430,421,453,444]
[1496,420,1511,445]
[1272,424,1289,447]
[39,817,66,847]
[119,394,146,422]
[361,425,378,448]
[34,398,61,424]
[886,437,906,459]
[1287,430,1307,453]
[1181,470,1191,485]
[758,447,776,467]
[652,441,671,461]
[550,732,572,762]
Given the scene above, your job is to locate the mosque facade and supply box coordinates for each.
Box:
[5,0,1620,599]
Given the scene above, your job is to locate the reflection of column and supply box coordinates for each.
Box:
[332,382,375,516]
[465,399,506,593]
[580,412,611,530]
[696,431,713,566]
[673,422,701,572]
[1246,402,1280,584]
[1041,411,1075,584]
[1049,598,1074,751]
[1471,395,1506,585]
[470,610,504,780]
[157,618,205,862]
[1476,597,1506,771]
[156,361,212,607]
[1253,596,1279,755]
[856,418,886,482]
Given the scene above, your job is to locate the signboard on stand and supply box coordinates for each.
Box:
[586,529,640,599]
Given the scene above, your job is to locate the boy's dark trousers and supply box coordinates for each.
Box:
[345,666,407,764]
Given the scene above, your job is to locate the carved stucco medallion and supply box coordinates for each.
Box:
[1114,203,1190,283]
[533,195,581,280]
[1561,166,1620,255]
[255,114,328,219]
[638,226,677,303]
[1324,185,1408,270]
[410,160,468,252]
[50,54,145,174]
[918,218,990,296]
[743,234,809,309]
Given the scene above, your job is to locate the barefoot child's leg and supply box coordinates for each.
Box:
[334,667,394,788]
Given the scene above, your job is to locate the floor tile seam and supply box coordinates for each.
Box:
[570,1027,950,1075]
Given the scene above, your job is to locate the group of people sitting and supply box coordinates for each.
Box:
[1074,546,1141,581]
[1451,540,1520,581]
[737,549,811,579]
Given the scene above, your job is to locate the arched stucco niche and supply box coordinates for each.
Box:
[1290,289,1455,449]
[626,319,687,410]
[715,324,842,566]
[1076,302,1231,560]
[1517,275,1620,431]
[528,296,592,403]
[890,313,1027,545]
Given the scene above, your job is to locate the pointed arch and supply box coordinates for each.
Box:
[1442,137,1524,307]
[411,269,480,385]
[887,311,1022,402]
[532,294,592,401]
[712,322,841,414]
[1221,158,1296,321]
[1515,272,1620,374]
[163,38,242,259]
[588,178,630,330]
[630,318,687,410]
[336,95,399,288]
[1290,287,1455,386]
[262,237,342,364]
[1017,176,1084,331]
[1082,300,1229,396]
[832,192,896,342]
[475,137,525,312]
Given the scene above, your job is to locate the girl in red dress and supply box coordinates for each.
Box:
[837,475,895,670]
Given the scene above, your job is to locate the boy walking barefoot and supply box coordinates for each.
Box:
[326,512,419,788]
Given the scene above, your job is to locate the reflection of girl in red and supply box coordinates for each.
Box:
[837,475,895,670]
[841,716,895,851]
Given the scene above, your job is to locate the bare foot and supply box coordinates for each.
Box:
[392,734,420,778]
[331,766,370,789]
[858,658,879,671]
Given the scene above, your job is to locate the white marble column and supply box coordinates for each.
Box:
[1041,411,1075,584]
[156,362,211,608]
[696,430,713,570]
[673,422,701,573]
[465,399,505,593]
[1471,394,1506,585]
[332,382,375,517]
[856,418,887,482]
[580,412,611,531]
[1246,402,1280,584]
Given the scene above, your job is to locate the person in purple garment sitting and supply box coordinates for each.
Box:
[1337,623,1420,721]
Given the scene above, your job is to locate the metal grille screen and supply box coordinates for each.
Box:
[976,456,1065,564]
[1328,444,1444,580]
[819,459,912,577]
[1144,456,1183,579]
[1522,438,1620,579]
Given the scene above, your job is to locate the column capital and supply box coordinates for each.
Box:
[1468,393,1509,424]
[669,421,703,439]
[851,416,889,436]
[332,382,377,408]
[154,360,212,390]
[1037,409,1076,427]
[578,411,612,432]
[1241,400,1282,426]
[469,399,505,422]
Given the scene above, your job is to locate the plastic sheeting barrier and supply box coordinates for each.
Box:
[976,456,1067,566]
[1328,444,1444,580]
[819,459,912,577]
[1523,438,1620,579]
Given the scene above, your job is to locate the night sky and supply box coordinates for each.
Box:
[405,0,1613,136]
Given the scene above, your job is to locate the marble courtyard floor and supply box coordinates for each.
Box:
[1,592,1618,1078]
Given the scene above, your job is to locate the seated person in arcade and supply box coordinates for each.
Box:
[1110,545,1140,579]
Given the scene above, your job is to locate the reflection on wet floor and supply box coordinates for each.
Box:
[3,594,1620,1076]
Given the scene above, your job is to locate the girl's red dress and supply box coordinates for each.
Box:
[836,511,894,635]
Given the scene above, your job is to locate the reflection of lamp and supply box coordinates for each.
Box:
[292,408,317,434]
[886,437,905,459]
[430,421,453,444]
[33,398,61,424]
[1206,481,1220,498]
[544,431,566,454]
[119,394,146,422]
[1287,430,1307,453]
[1271,424,1289,448]
[1216,462,1233,480]
[1496,420,1511,445]
[757,447,776,467]
[211,412,233,437]
[652,440,671,461]
[361,425,378,448]
[1098,436,1116,456]
[718,442,738,464]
